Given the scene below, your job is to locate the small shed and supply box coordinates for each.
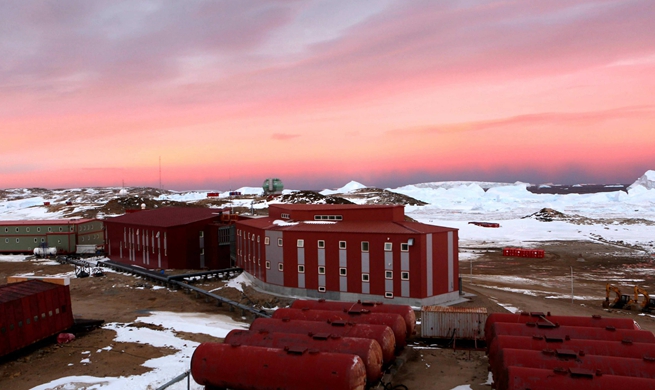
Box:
[420,306,487,341]
[0,280,74,357]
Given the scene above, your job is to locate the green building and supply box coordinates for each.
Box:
[0,219,104,255]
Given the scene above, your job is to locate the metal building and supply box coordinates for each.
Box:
[0,280,74,357]
[103,207,235,270]
[236,204,460,306]
[0,219,104,254]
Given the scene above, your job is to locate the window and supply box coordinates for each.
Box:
[401,243,409,252]
[257,236,260,243]
[3,227,7,232]
[385,292,394,299]
[278,263,284,271]
[265,237,270,245]
[318,266,325,274]
[251,234,255,241]
[298,265,305,273]
[16,238,19,243]
[34,238,37,243]
[385,271,393,279]
[318,240,325,248]
[15,227,19,232]
[41,238,45,243]
[297,239,304,248]
[339,241,346,249]
[384,242,392,251]
[318,286,326,292]
[281,213,290,219]
[362,273,370,282]
[266,261,271,269]
[26,227,30,232]
[37,227,41,232]
[277,238,283,246]
[339,267,347,276]
[314,215,343,221]
[48,227,52,232]
[4,239,7,243]
[199,231,204,237]
[401,272,409,280]
[361,242,369,252]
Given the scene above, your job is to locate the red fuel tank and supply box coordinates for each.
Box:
[250,317,396,365]
[488,335,655,366]
[224,329,383,384]
[290,299,416,337]
[485,312,639,338]
[506,366,655,390]
[273,308,407,350]
[487,322,655,347]
[191,343,367,390]
[493,348,655,390]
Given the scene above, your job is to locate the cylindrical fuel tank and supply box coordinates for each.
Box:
[506,366,655,390]
[488,335,655,366]
[290,299,416,337]
[191,343,367,390]
[273,308,407,349]
[485,312,639,338]
[493,348,655,390]
[487,322,655,347]
[250,318,396,365]
[224,329,383,384]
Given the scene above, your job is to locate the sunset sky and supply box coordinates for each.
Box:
[1,1,654,190]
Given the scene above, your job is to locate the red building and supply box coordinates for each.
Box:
[104,207,234,270]
[236,204,461,306]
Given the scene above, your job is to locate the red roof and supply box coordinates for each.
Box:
[238,218,456,234]
[105,207,226,228]
[0,280,60,303]
[0,219,95,226]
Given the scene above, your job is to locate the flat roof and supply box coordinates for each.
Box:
[105,207,226,228]
[0,219,95,226]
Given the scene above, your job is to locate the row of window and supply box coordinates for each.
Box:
[0,305,67,335]
[236,231,411,252]
[3,226,69,233]
[263,261,410,280]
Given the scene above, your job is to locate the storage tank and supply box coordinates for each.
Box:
[485,312,639,338]
[224,329,383,383]
[493,348,655,390]
[272,308,407,349]
[290,299,416,337]
[488,335,655,365]
[191,343,367,390]
[506,366,655,390]
[262,178,284,195]
[487,322,655,347]
[250,318,396,365]
[33,247,58,257]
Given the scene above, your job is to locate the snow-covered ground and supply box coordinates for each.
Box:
[2,170,655,390]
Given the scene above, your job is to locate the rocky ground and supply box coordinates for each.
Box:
[2,240,655,390]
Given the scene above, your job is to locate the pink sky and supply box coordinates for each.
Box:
[1,1,654,190]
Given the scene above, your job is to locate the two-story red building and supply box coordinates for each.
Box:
[236,204,461,306]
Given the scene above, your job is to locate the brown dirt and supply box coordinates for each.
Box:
[2,240,655,390]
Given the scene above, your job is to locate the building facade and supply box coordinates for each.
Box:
[104,207,235,270]
[236,204,461,306]
[0,219,104,254]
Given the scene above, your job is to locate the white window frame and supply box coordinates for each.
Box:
[265,237,270,245]
[278,238,283,247]
[385,270,393,279]
[385,292,394,299]
[278,263,284,272]
[339,241,346,249]
[362,273,370,282]
[318,266,326,274]
[401,271,409,280]
[298,265,305,273]
[266,261,271,269]
[318,286,326,293]
[297,239,304,248]
[339,267,347,276]
[317,240,325,248]
[361,241,369,252]
[401,243,409,252]
[384,242,392,251]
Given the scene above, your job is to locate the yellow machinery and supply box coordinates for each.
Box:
[634,286,655,313]
[603,284,635,309]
